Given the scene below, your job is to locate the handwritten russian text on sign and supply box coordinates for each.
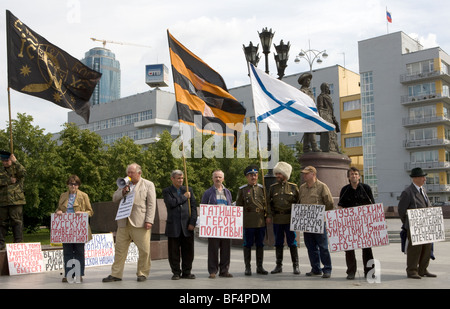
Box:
[290,204,325,233]
[84,233,115,267]
[115,190,136,220]
[51,213,89,243]
[6,243,44,275]
[407,206,445,246]
[326,203,389,252]
[199,204,243,239]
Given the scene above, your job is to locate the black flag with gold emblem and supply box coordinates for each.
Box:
[6,10,101,123]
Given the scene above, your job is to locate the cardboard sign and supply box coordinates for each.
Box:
[290,204,325,234]
[115,189,136,220]
[6,243,44,275]
[50,213,89,243]
[199,204,243,239]
[42,249,64,272]
[84,233,115,267]
[407,206,445,246]
[326,203,389,252]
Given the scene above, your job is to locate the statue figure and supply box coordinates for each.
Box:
[298,72,321,153]
[317,82,341,153]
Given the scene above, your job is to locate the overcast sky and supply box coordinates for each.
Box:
[1,0,449,134]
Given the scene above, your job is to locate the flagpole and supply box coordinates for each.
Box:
[386,7,389,34]
[7,87,13,153]
[180,128,192,217]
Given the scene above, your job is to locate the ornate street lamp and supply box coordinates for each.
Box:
[258,27,275,74]
[243,41,260,67]
[294,40,328,73]
[274,39,291,80]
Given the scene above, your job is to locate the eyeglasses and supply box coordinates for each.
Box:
[68,183,79,186]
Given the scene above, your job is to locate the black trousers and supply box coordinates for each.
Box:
[168,234,195,276]
[208,238,231,275]
[345,247,374,276]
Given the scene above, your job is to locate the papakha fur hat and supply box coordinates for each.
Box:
[273,161,292,180]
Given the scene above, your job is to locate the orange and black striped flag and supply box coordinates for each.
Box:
[168,31,246,138]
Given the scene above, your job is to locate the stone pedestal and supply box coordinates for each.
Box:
[299,152,352,206]
[90,199,168,260]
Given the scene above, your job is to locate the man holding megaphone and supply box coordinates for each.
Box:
[103,163,156,283]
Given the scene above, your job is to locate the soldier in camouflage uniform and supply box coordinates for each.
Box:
[268,161,300,275]
[0,151,26,250]
[236,165,270,276]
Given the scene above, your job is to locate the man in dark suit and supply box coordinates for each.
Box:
[162,170,198,280]
[398,167,436,279]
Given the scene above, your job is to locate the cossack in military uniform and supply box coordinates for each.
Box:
[236,165,269,276]
[268,161,300,275]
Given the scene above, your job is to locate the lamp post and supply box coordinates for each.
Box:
[243,27,291,191]
[294,40,328,73]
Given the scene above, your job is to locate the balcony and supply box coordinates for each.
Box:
[403,137,450,149]
[402,115,450,127]
[405,161,450,171]
[426,184,450,193]
[401,92,450,106]
[400,70,450,84]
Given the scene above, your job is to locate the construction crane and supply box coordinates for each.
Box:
[90,37,151,49]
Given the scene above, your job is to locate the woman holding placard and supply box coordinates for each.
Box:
[55,175,93,283]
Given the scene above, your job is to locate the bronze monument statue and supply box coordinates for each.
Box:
[298,72,321,152]
[317,82,340,153]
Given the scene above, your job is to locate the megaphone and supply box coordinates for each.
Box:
[116,176,131,189]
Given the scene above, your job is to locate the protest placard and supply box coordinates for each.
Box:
[199,204,243,239]
[6,243,44,275]
[84,233,115,267]
[115,189,136,220]
[407,206,445,246]
[50,213,89,243]
[42,249,64,272]
[326,203,389,252]
[290,204,325,234]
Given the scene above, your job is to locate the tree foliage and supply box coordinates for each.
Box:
[0,113,302,230]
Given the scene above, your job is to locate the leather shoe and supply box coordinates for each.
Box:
[137,275,147,282]
[420,271,437,278]
[407,273,421,279]
[102,275,122,282]
[181,273,196,279]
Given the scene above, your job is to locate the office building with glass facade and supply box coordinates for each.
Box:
[81,47,121,105]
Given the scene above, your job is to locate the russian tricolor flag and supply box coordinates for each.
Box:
[386,10,392,23]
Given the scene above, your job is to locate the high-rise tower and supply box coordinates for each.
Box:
[81,47,120,105]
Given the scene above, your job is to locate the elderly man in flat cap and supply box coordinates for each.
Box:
[299,165,334,278]
[236,165,270,276]
[268,161,300,275]
[398,167,436,279]
[0,151,26,250]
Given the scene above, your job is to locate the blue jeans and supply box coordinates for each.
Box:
[303,224,332,274]
[273,224,297,247]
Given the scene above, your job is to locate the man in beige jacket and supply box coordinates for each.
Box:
[103,163,156,282]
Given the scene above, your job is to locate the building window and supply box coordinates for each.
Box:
[361,71,377,196]
[410,150,439,163]
[408,82,436,98]
[410,127,437,141]
[344,136,362,148]
[343,99,361,111]
[406,60,434,76]
[408,105,436,119]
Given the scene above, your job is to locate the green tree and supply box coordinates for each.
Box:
[0,113,65,231]
[57,123,110,202]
